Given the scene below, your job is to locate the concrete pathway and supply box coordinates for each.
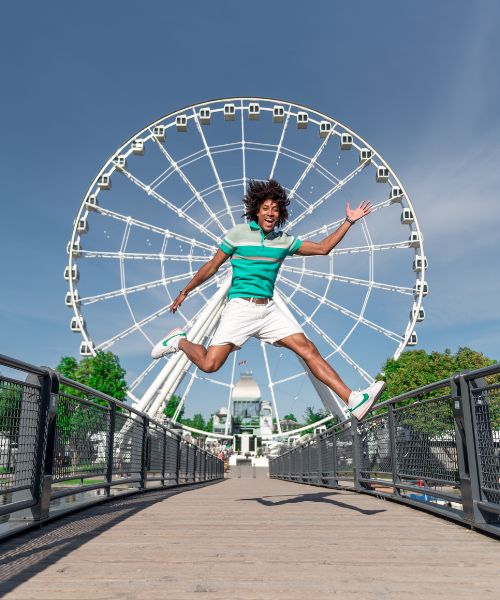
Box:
[0,471,498,599]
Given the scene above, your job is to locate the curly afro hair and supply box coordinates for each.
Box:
[243,179,290,228]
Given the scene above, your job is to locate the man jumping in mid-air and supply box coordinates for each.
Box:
[152,179,385,420]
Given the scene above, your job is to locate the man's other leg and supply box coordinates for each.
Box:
[276,333,351,403]
[178,339,234,373]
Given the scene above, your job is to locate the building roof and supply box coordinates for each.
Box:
[231,373,261,402]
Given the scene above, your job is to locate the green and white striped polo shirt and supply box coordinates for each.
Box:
[219,221,302,300]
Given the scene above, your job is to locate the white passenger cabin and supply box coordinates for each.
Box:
[199,107,211,125]
[65,290,80,306]
[64,265,79,282]
[390,186,403,203]
[248,103,260,120]
[66,238,81,255]
[80,341,95,356]
[340,133,353,150]
[224,103,235,120]
[376,166,389,182]
[273,105,284,123]
[97,174,111,190]
[175,115,187,131]
[319,121,332,138]
[70,316,85,332]
[115,155,127,170]
[407,332,418,346]
[409,231,421,247]
[359,148,372,163]
[153,125,166,141]
[413,281,429,297]
[413,255,428,272]
[85,194,99,210]
[401,208,414,224]
[296,111,308,128]
[132,139,145,155]
[410,305,425,322]
[77,217,88,234]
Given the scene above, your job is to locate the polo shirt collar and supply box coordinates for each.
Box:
[249,220,261,231]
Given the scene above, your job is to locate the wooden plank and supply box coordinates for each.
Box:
[0,472,499,599]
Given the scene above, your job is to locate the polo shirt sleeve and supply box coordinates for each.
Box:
[287,235,302,255]
[219,226,238,255]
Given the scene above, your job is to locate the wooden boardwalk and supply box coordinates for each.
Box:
[0,468,498,599]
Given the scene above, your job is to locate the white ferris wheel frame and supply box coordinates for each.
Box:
[66,97,427,435]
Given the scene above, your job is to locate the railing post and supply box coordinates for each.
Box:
[18,368,59,522]
[317,437,323,485]
[161,428,167,487]
[105,403,116,497]
[140,415,149,490]
[452,374,486,526]
[175,436,182,485]
[331,428,338,488]
[351,416,363,491]
[193,445,198,483]
[387,403,401,498]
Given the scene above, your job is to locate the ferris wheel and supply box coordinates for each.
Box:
[65,97,427,434]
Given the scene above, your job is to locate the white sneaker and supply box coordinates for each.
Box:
[348,380,386,420]
[151,328,186,359]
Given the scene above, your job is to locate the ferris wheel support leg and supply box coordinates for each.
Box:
[147,297,228,420]
[137,277,231,418]
[273,291,348,421]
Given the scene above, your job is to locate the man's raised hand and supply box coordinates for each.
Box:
[346,201,373,222]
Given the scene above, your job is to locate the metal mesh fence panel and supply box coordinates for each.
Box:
[165,434,178,481]
[148,424,165,474]
[472,385,500,505]
[113,411,144,476]
[394,396,459,485]
[358,412,392,477]
[187,446,195,483]
[335,425,354,476]
[53,394,109,482]
[179,444,188,483]
[0,378,42,494]
[320,434,335,483]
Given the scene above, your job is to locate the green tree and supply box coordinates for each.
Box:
[376,347,499,436]
[163,395,184,421]
[301,406,328,435]
[283,413,298,423]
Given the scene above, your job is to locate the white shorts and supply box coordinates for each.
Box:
[210,298,304,349]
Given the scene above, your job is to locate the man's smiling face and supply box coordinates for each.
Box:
[256,198,280,233]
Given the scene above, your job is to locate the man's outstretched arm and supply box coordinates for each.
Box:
[169,249,231,312]
[295,201,372,256]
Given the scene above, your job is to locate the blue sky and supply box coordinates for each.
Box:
[1,1,499,419]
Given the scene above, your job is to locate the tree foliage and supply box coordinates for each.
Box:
[56,351,127,401]
[377,347,498,403]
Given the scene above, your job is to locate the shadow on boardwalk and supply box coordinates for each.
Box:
[238,491,386,515]
[0,481,223,596]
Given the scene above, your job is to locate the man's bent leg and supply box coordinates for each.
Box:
[276,333,351,403]
[178,339,234,373]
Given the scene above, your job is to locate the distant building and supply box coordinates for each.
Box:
[212,406,230,434]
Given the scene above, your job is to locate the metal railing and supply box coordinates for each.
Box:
[0,354,224,540]
[270,365,500,537]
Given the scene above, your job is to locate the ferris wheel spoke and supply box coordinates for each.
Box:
[279,291,373,383]
[170,366,199,423]
[269,104,292,179]
[149,132,226,235]
[118,167,221,243]
[93,205,216,252]
[148,147,207,191]
[129,359,162,394]
[284,160,368,232]
[240,99,247,195]
[281,265,412,295]
[298,197,394,240]
[79,273,195,306]
[278,275,403,343]
[288,128,336,201]
[287,240,412,257]
[191,108,236,227]
[80,250,208,262]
